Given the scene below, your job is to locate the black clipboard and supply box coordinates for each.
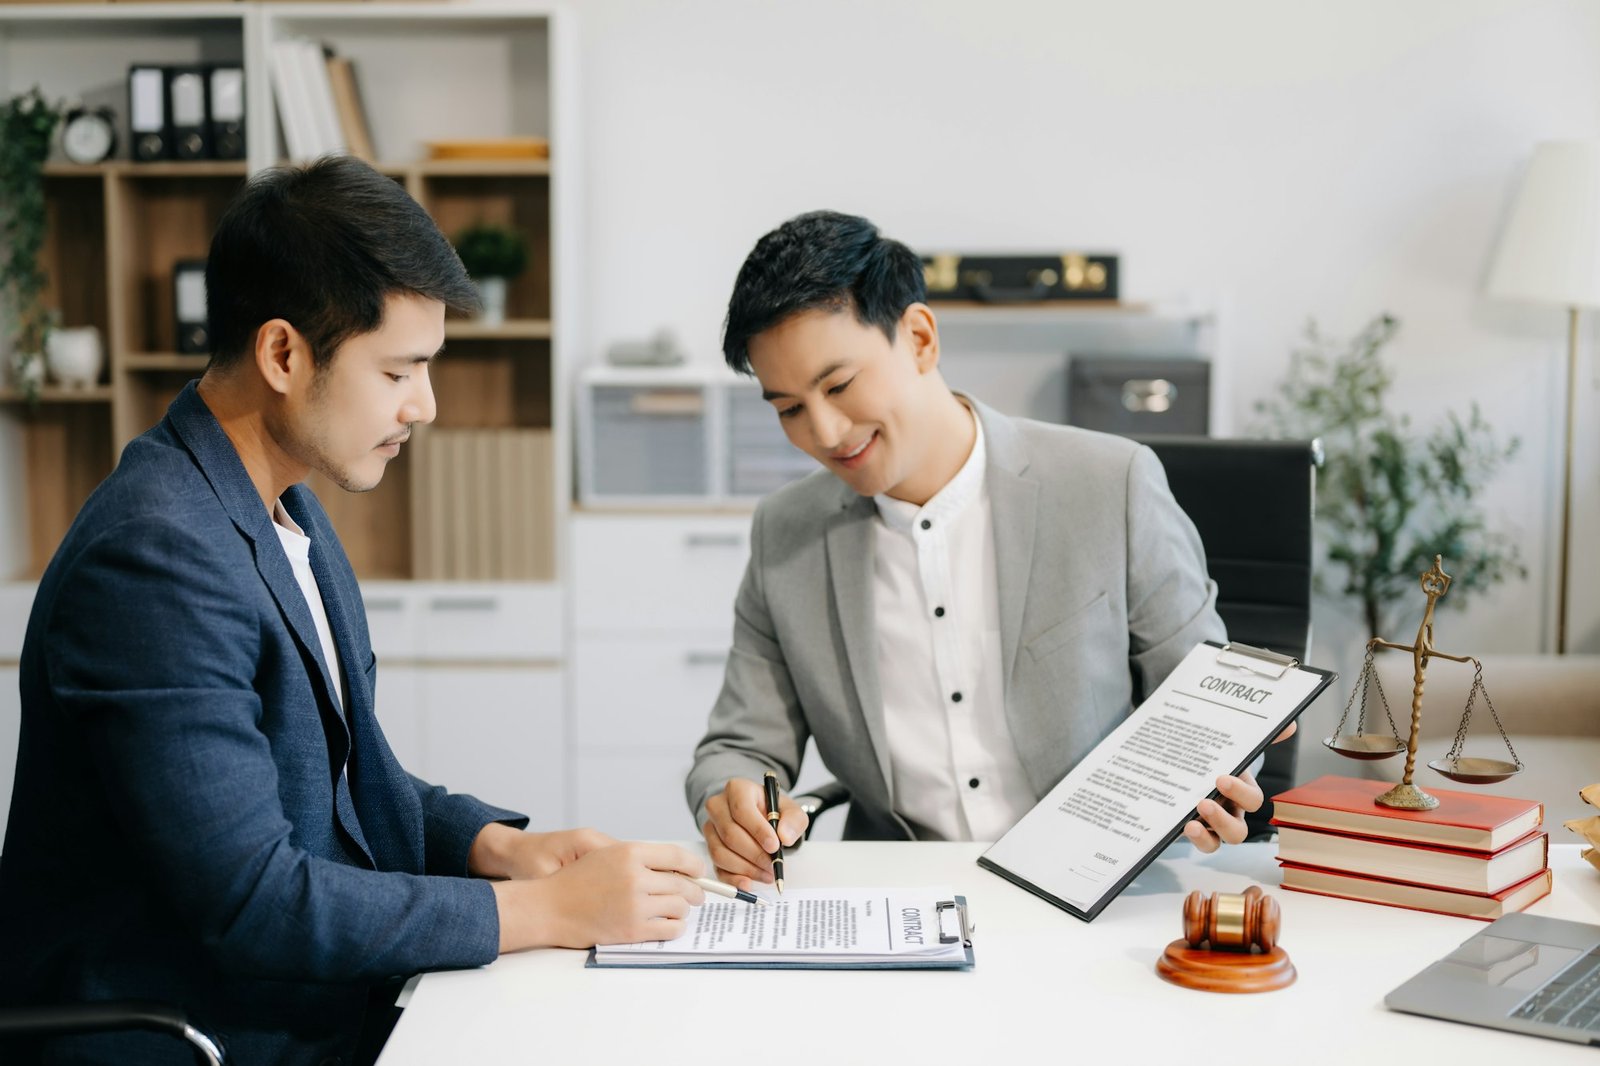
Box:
[977,640,1336,922]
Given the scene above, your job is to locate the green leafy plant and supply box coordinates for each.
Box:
[0,86,64,404]
[453,223,528,279]
[1254,313,1526,639]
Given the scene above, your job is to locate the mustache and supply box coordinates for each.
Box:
[379,429,413,447]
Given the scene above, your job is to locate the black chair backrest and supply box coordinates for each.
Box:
[1137,435,1322,837]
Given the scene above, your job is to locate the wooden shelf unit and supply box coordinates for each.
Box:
[0,4,571,585]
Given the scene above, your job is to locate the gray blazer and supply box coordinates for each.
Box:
[686,399,1225,840]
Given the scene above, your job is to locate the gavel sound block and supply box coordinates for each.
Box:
[1155,886,1296,993]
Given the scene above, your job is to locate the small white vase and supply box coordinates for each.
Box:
[474,277,508,326]
[46,326,104,389]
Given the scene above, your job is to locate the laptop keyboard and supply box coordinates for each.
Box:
[1512,948,1600,1031]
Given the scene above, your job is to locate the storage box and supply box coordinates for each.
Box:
[576,364,814,507]
[1066,356,1210,437]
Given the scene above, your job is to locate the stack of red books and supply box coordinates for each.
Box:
[1270,775,1552,920]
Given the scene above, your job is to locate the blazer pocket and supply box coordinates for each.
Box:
[1025,592,1111,661]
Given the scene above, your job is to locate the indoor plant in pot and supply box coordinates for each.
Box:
[1,86,64,404]
[453,222,528,327]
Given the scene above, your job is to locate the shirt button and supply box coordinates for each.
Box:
[969,777,981,789]
[920,519,931,530]
[934,606,945,618]
[951,692,963,703]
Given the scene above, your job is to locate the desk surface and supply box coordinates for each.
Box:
[381,842,1600,1066]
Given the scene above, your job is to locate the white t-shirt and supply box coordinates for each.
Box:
[272,500,346,715]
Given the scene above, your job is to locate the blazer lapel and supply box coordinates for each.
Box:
[166,384,371,865]
[970,399,1038,684]
[824,494,895,804]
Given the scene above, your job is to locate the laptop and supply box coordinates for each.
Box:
[1386,913,1600,1045]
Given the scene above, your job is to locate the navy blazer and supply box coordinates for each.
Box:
[0,383,527,1064]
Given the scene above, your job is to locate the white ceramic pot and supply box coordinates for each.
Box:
[474,276,508,326]
[45,326,104,389]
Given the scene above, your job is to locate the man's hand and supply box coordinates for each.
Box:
[469,823,616,880]
[701,777,808,889]
[493,841,707,951]
[1183,723,1295,854]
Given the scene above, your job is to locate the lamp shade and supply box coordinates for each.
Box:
[1488,140,1600,308]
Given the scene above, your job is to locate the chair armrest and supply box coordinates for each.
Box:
[0,1002,225,1065]
[792,779,852,841]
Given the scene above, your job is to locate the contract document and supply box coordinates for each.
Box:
[588,887,974,970]
[980,640,1335,920]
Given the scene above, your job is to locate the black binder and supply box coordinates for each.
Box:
[166,66,210,160]
[128,65,169,161]
[208,66,246,160]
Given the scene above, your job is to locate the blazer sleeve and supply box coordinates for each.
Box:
[44,514,501,983]
[1123,445,1227,702]
[684,500,811,829]
[408,773,528,877]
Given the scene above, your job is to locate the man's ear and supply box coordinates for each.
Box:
[254,319,311,397]
[902,303,940,374]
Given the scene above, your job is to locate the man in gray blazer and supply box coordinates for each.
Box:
[686,211,1290,888]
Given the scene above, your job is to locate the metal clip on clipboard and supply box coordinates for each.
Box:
[935,900,973,948]
[1214,641,1299,680]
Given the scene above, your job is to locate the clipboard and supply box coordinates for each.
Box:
[585,896,975,970]
[978,640,1336,922]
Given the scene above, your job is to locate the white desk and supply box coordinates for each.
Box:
[380,842,1600,1065]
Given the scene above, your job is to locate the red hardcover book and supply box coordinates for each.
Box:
[1279,861,1553,920]
[1271,775,1543,852]
[1276,825,1548,894]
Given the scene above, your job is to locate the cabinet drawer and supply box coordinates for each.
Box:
[573,635,729,747]
[573,514,751,632]
[363,583,564,662]
[0,584,35,661]
[421,666,566,830]
[574,749,700,841]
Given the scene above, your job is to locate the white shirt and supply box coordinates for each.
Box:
[873,407,1036,841]
[272,500,346,715]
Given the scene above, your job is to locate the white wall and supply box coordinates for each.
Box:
[569,0,1600,677]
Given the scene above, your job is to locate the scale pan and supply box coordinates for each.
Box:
[1428,757,1521,784]
[1322,734,1406,760]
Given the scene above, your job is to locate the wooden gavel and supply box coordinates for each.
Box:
[1182,886,1280,953]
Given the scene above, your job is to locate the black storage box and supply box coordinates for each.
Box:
[1067,356,1210,437]
[923,253,1118,303]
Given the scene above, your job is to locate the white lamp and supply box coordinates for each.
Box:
[1487,140,1600,654]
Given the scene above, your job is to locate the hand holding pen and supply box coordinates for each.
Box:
[699,774,809,891]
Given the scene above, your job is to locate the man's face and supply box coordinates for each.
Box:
[748,306,937,500]
[288,292,442,493]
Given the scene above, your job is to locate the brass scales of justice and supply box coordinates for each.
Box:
[1322,556,1524,810]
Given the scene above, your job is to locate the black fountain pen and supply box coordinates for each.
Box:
[763,770,785,893]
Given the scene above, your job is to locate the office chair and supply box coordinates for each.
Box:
[0,1002,225,1064]
[1138,436,1321,839]
[795,436,1322,843]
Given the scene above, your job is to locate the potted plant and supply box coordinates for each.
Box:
[453,222,528,326]
[1253,313,1526,639]
[0,86,64,404]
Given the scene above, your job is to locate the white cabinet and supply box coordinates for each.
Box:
[366,582,568,828]
[570,513,841,842]
[0,666,17,840]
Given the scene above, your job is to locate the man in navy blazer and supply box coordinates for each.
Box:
[0,157,704,1065]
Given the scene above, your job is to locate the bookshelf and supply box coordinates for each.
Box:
[0,3,578,826]
[0,3,574,587]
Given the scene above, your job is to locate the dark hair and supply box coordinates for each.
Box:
[722,210,925,374]
[204,155,479,371]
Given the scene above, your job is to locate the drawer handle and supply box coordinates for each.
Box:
[428,596,499,612]
[685,533,743,549]
[684,651,728,667]
[365,598,405,613]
